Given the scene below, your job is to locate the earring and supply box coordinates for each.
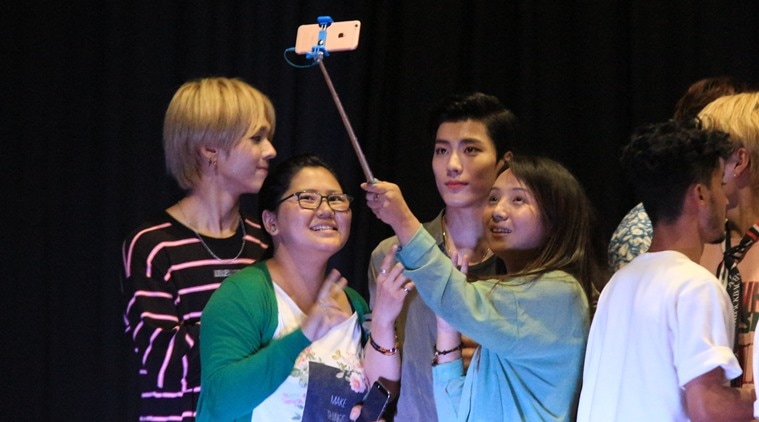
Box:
[269,224,277,233]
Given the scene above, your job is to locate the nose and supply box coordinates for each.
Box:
[315,196,336,215]
[262,138,277,160]
[490,200,508,222]
[447,151,462,175]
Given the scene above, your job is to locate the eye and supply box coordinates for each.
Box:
[512,195,525,204]
[250,135,264,144]
[464,146,481,154]
[327,194,347,204]
[487,193,500,204]
[434,147,448,155]
[298,192,319,204]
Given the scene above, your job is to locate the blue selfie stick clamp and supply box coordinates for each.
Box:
[306,16,334,61]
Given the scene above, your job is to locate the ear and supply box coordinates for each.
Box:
[680,183,706,217]
[732,147,750,177]
[201,146,218,159]
[496,151,513,172]
[262,210,278,235]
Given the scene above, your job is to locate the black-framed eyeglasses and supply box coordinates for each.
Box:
[277,191,353,212]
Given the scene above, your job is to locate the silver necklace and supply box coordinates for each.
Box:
[178,201,247,260]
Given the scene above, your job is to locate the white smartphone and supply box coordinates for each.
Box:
[294,20,361,55]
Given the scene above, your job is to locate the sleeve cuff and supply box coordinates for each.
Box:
[678,345,742,387]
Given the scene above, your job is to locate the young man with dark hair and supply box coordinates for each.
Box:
[578,120,755,421]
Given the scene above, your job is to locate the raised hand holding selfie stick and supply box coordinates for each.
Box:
[287,16,377,184]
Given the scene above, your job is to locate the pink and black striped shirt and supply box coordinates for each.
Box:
[122,212,269,422]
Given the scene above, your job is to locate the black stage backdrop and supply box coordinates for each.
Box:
[2,1,758,419]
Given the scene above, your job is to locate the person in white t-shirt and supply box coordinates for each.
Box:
[578,120,755,421]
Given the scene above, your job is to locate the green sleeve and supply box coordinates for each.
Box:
[344,287,369,344]
[196,264,312,421]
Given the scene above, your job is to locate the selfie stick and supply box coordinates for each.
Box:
[308,16,377,184]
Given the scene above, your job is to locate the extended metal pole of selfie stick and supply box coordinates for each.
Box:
[307,16,376,184]
[314,56,377,184]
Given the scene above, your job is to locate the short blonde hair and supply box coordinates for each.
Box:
[698,92,759,187]
[163,77,276,190]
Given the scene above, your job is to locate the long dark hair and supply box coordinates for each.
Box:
[494,155,605,301]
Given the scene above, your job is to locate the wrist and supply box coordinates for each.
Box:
[432,342,462,366]
[369,334,399,356]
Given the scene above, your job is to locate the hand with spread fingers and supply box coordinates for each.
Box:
[301,269,351,341]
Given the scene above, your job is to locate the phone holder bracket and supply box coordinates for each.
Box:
[306,16,334,61]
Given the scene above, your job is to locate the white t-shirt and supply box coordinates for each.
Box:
[578,251,741,421]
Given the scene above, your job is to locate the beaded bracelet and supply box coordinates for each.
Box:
[432,343,463,365]
[369,334,399,356]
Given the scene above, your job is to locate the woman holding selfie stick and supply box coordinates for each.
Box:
[363,155,602,421]
[196,155,408,422]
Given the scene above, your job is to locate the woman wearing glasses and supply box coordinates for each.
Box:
[196,154,408,421]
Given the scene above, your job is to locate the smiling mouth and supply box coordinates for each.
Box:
[491,227,512,234]
[311,224,337,232]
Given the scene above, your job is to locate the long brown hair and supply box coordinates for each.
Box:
[491,155,605,301]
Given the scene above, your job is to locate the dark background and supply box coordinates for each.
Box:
[2,1,758,419]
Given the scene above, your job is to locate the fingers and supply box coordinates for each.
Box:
[317,269,347,303]
[349,404,361,421]
[449,251,470,275]
[377,245,398,276]
[460,257,470,275]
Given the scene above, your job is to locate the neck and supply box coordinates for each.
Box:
[443,206,491,263]
[268,247,329,302]
[648,218,705,262]
[726,188,759,237]
[171,189,241,238]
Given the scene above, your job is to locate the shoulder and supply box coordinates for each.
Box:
[344,287,369,315]
[219,262,272,294]
[625,252,723,295]
[123,213,178,245]
[608,203,652,266]
[240,211,266,235]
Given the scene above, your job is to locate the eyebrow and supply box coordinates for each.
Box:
[435,138,487,146]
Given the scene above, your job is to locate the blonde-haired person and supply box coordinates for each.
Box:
[121,77,276,422]
[698,92,759,391]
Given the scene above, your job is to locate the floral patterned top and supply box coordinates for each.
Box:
[608,202,652,272]
[196,262,370,422]
[251,283,367,421]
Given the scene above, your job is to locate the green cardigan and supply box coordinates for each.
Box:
[196,261,369,422]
